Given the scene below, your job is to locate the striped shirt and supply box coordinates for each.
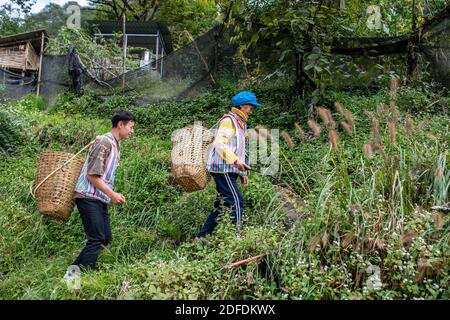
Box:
[206,107,249,176]
[74,132,120,204]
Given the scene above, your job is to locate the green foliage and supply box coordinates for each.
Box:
[0,85,448,300]
[0,95,42,156]
[46,26,140,78]
[227,0,340,95]
[156,0,219,48]
[338,0,449,36]
[89,0,218,49]
[0,5,22,36]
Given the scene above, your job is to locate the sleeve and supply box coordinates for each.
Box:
[238,133,249,177]
[213,118,238,164]
[86,137,112,176]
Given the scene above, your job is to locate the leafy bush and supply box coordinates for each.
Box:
[0,85,448,300]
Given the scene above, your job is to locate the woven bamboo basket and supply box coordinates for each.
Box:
[171,123,214,192]
[34,151,85,221]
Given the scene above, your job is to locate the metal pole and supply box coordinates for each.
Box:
[160,45,164,79]
[122,13,126,94]
[36,32,45,96]
[155,30,160,73]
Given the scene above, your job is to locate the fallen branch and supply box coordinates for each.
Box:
[432,204,450,213]
[223,254,265,269]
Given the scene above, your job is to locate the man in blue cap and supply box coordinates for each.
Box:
[196,91,261,240]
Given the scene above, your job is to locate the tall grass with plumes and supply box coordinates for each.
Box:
[0,87,448,300]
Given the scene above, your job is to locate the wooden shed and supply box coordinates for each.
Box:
[0,29,48,72]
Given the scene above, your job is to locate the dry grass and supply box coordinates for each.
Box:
[373,143,388,161]
[282,131,295,149]
[433,212,445,230]
[322,231,329,248]
[334,102,354,127]
[318,107,331,126]
[388,121,397,145]
[341,233,355,249]
[377,103,388,118]
[389,76,399,122]
[309,235,322,252]
[426,132,437,140]
[364,110,381,145]
[256,125,274,142]
[363,143,374,158]
[328,129,340,151]
[401,229,417,244]
[340,121,352,136]
[417,119,427,130]
[318,107,337,130]
[405,115,413,135]
[325,108,336,129]
[307,119,321,137]
[294,122,305,141]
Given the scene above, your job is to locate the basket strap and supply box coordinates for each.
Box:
[30,140,96,198]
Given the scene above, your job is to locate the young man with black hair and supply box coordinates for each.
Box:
[72,110,135,270]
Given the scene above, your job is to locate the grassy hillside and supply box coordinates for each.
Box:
[0,84,448,299]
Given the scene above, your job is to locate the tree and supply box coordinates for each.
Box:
[156,0,219,47]
[89,0,219,48]
[0,5,22,36]
[226,0,341,101]
[89,0,158,21]
[222,0,448,103]
[0,0,36,36]
[9,0,36,15]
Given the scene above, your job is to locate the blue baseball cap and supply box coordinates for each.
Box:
[232,91,261,108]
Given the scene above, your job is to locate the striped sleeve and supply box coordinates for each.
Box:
[213,117,238,164]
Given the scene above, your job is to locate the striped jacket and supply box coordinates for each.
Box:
[74,132,120,204]
[206,108,249,176]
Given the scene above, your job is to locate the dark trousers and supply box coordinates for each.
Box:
[73,198,112,269]
[69,69,82,95]
[198,173,244,238]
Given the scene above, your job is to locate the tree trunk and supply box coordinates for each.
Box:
[295,52,304,98]
[407,0,418,82]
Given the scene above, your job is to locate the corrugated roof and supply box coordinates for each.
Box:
[0,29,48,55]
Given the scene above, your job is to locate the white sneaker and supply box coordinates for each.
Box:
[63,265,81,290]
[192,237,212,245]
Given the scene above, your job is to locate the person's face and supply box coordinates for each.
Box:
[118,120,135,140]
[240,104,255,118]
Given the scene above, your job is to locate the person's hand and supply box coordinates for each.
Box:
[110,192,126,205]
[240,176,248,186]
[234,159,251,172]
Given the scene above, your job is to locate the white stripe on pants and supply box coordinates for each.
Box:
[224,173,242,229]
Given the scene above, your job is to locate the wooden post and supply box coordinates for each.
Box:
[340,0,345,14]
[36,32,45,96]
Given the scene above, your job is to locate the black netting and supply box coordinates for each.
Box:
[327,5,450,88]
[37,25,244,106]
[326,54,408,89]
[9,5,450,105]
[421,16,450,87]
[39,54,72,106]
[0,69,36,100]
